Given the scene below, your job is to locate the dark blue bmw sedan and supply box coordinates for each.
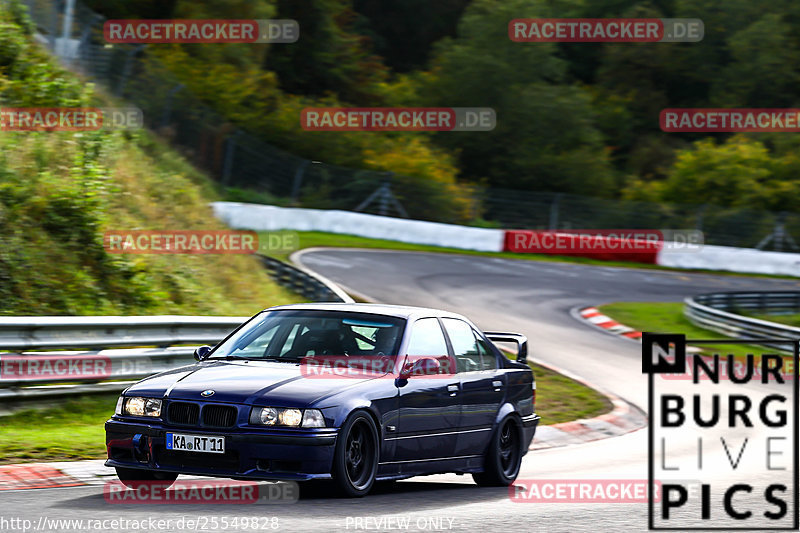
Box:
[105,303,539,496]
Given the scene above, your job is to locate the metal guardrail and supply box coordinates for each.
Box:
[0,318,248,401]
[0,257,352,401]
[684,291,800,350]
[259,254,353,303]
[0,316,246,351]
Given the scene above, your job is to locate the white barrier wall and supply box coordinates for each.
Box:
[211,202,505,252]
[212,202,800,276]
[658,242,800,277]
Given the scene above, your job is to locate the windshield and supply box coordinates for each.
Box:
[209,310,406,362]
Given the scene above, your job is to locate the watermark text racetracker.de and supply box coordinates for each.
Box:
[0,354,150,382]
[504,229,704,255]
[0,515,281,532]
[103,230,298,255]
[510,479,663,503]
[0,107,143,131]
[301,108,495,131]
[661,108,800,132]
[509,18,703,42]
[104,479,297,505]
[104,19,298,43]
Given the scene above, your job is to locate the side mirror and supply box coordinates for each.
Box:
[399,357,441,379]
[484,332,529,365]
[194,345,212,361]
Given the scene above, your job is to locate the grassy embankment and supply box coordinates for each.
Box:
[0,4,300,462]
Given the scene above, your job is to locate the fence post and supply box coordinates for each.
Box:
[291,160,321,204]
[57,0,75,64]
[354,172,407,218]
[161,83,185,128]
[221,130,241,186]
[116,45,144,97]
[695,204,707,233]
[50,0,58,51]
[756,211,800,252]
[548,194,562,230]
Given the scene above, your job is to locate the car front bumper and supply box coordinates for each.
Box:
[105,419,338,481]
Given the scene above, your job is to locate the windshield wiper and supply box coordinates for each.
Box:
[211,355,299,363]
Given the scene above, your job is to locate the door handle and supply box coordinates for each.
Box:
[447,384,459,396]
[492,380,503,391]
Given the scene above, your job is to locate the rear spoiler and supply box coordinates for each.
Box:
[484,332,528,364]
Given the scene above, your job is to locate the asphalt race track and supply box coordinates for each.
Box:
[3,250,799,532]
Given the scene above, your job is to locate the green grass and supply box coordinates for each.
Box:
[598,302,783,359]
[532,363,611,424]
[0,363,608,463]
[263,231,792,279]
[0,394,117,464]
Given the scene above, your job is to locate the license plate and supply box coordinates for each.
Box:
[166,432,225,454]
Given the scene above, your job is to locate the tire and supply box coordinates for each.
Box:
[472,416,523,487]
[331,411,379,497]
[115,467,178,489]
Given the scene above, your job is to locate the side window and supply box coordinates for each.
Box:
[474,332,497,370]
[405,318,448,356]
[442,318,482,373]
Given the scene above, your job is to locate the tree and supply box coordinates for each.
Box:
[624,135,800,212]
[264,0,387,103]
[423,0,615,195]
[710,13,800,107]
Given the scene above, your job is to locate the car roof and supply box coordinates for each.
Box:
[263,302,471,322]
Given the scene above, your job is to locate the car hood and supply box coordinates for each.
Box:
[125,360,385,407]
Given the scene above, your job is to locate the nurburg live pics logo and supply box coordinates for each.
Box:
[642,333,800,531]
[642,333,800,530]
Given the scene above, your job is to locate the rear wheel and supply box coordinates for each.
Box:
[115,467,178,489]
[332,412,379,497]
[472,416,522,487]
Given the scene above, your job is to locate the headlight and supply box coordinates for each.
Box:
[279,408,302,427]
[301,409,325,428]
[250,407,325,428]
[259,407,278,425]
[122,397,162,417]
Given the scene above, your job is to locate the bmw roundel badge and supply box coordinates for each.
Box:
[201,389,215,397]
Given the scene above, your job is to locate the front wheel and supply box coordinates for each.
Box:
[332,412,379,497]
[472,416,523,487]
[115,467,178,489]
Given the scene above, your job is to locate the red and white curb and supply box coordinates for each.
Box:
[0,462,86,490]
[0,460,211,491]
[530,359,646,451]
[576,307,642,340]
